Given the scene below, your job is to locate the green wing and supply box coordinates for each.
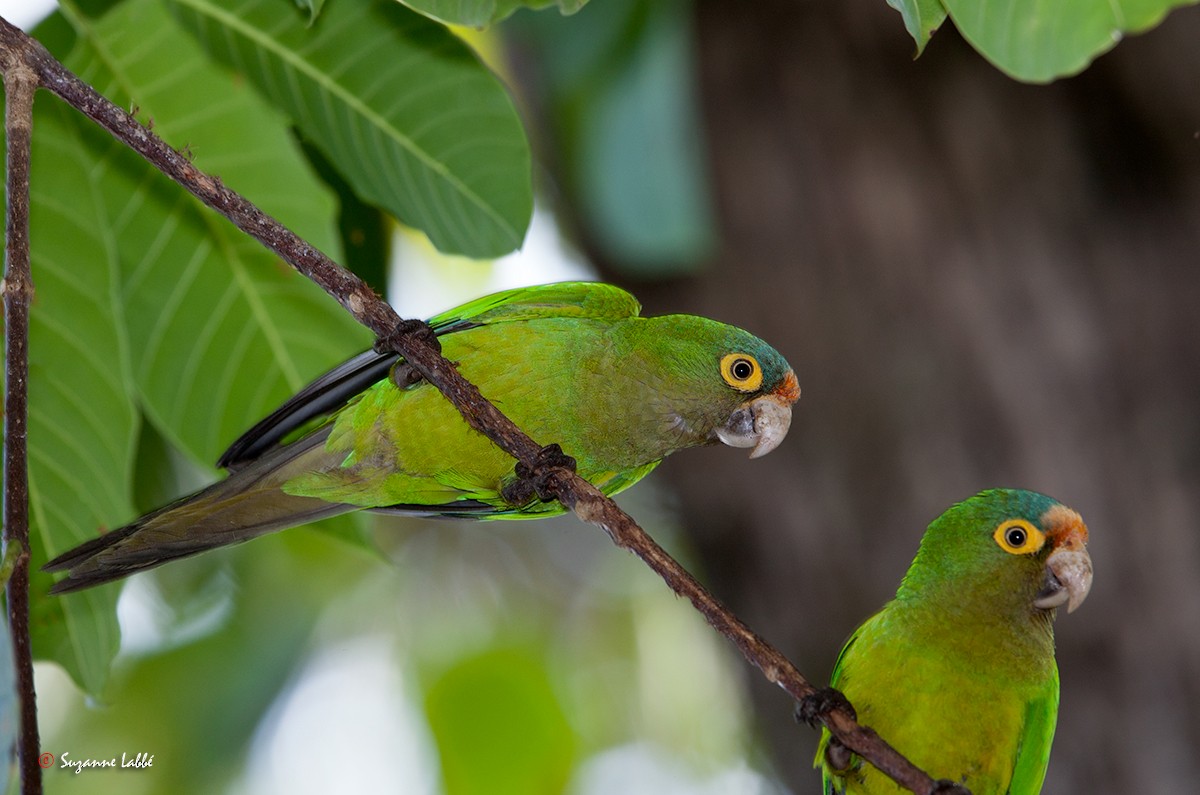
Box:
[815,614,878,794]
[827,614,872,686]
[427,281,640,331]
[1007,666,1059,795]
[219,282,639,468]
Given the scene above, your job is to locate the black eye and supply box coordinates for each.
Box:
[732,358,754,380]
[1005,527,1027,548]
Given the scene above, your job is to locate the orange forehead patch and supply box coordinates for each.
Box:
[773,370,801,404]
[1040,504,1089,551]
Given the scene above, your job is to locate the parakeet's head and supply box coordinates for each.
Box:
[899,489,1093,619]
[634,315,800,459]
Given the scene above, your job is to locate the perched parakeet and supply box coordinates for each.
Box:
[45,282,799,593]
[816,489,1093,795]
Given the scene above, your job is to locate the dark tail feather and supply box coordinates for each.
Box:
[44,429,353,594]
[217,349,398,471]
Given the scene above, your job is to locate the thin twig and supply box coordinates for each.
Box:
[1,52,43,795]
[0,14,957,795]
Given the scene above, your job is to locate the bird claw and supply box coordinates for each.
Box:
[522,443,577,502]
[389,362,422,390]
[375,318,441,355]
[503,444,578,505]
[929,780,972,795]
[795,687,857,728]
[822,737,854,774]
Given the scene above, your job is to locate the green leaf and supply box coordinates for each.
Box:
[169,0,533,258]
[65,0,371,465]
[15,0,374,693]
[425,647,576,795]
[22,93,132,696]
[575,0,714,274]
[397,0,589,29]
[511,0,714,276]
[939,0,1198,82]
[885,0,948,56]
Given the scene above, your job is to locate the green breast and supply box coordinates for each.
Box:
[830,602,1057,795]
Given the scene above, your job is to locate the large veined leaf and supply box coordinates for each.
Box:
[169,0,533,258]
[889,0,1198,82]
[16,0,373,691]
[65,0,371,465]
[397,0,589,29]
[21,94,132,696]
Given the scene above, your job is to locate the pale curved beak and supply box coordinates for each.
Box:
[715,394,795,459]
[1033,547,1093,613]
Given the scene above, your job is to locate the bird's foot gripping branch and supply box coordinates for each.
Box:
[502,444,579,507]
[796,686,859,727]
[374,317,442,357]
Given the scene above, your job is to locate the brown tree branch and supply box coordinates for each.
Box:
[0,50,43,795]
[0,14,962,795]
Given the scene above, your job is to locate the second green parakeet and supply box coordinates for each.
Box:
[46,281,799,593]
[816,489,1093,795]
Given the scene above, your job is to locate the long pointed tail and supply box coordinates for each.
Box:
[43,429,354,594]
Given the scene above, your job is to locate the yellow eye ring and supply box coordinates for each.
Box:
[993,519,1046,555]
[720,353,762,392]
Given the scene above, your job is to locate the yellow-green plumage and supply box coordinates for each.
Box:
[45,282,799,592]
[288,316,669,509]
[817,489,1092,795]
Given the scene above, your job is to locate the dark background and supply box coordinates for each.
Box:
[532,2,1200,792]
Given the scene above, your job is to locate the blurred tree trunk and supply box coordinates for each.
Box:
[625,3,1200,793]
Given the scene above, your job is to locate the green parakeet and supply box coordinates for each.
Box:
[816,489,1093,795]
[45,282,799,593]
